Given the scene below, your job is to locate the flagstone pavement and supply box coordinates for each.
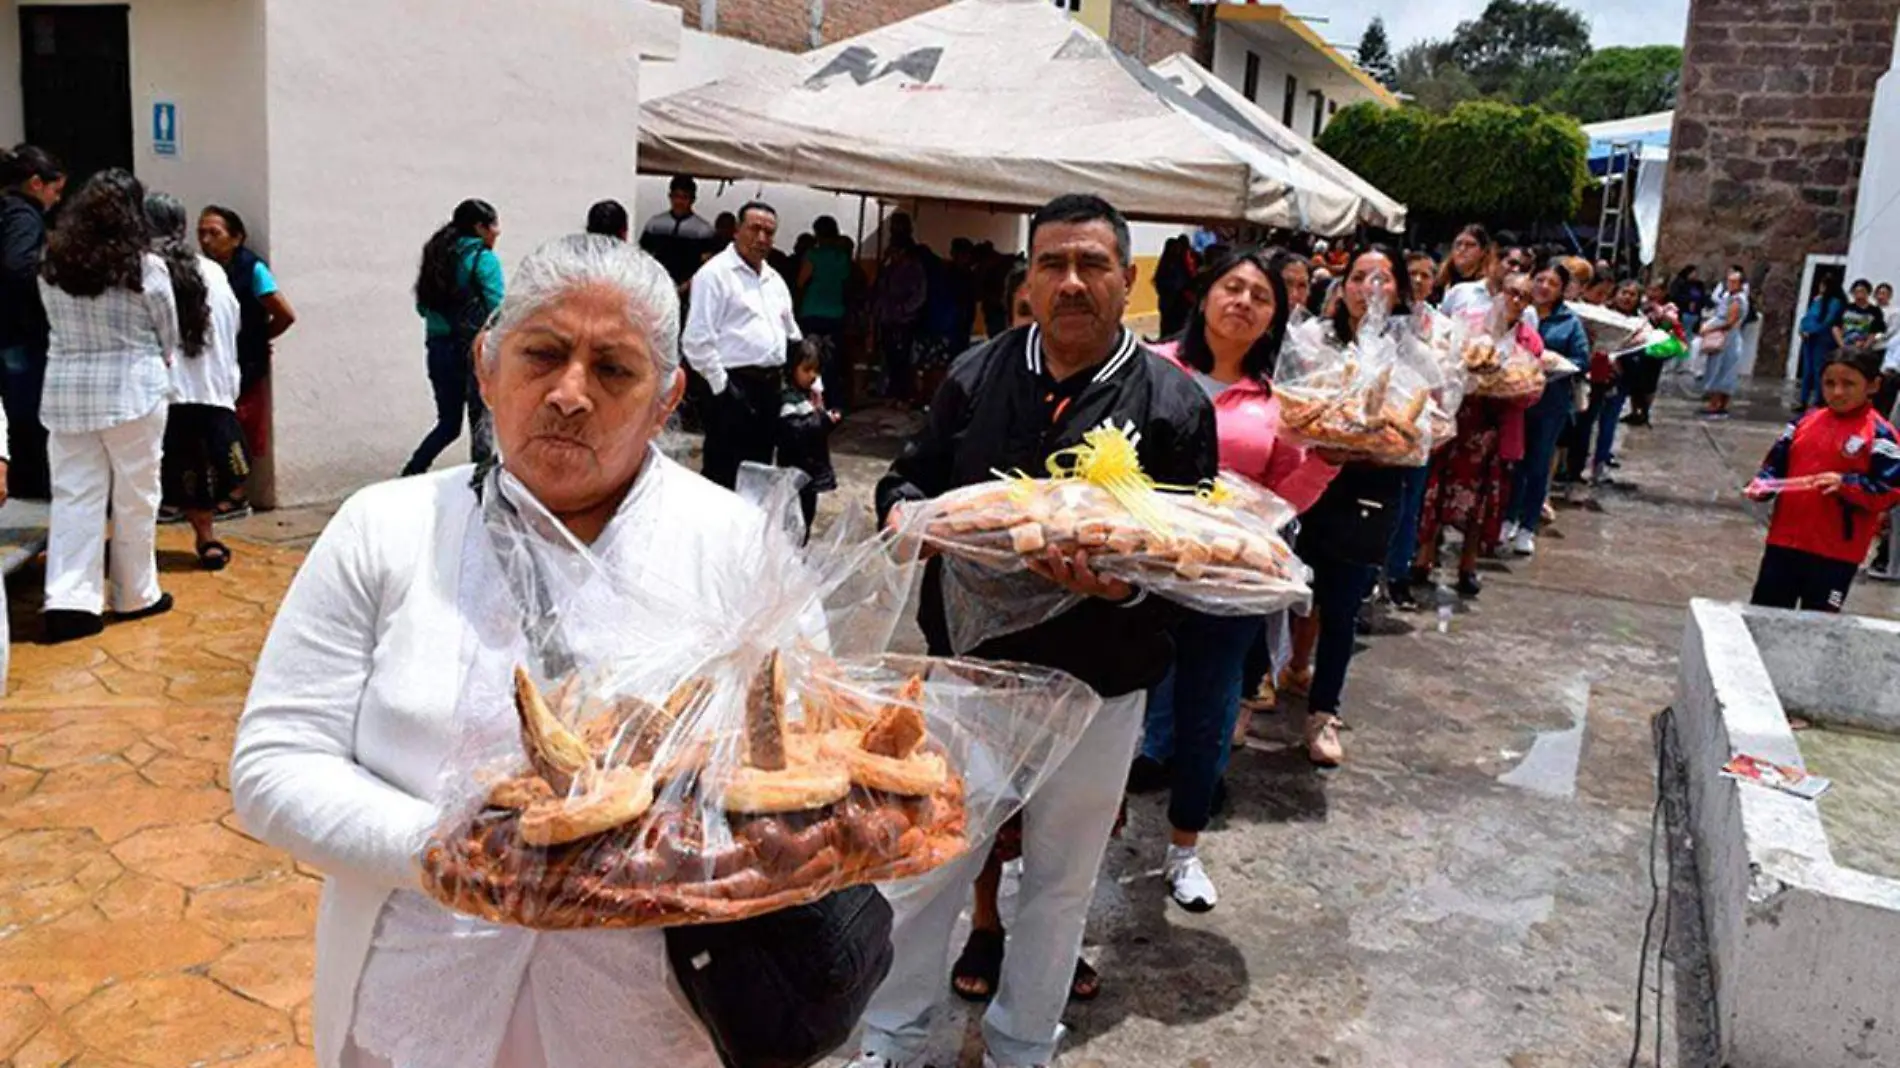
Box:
[3,531,317,1068]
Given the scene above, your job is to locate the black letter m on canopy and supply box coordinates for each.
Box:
[805,45,943,89]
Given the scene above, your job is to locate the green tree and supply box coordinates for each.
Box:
[1445,0,1593,104]
[1317,100,1589,224]
[1546,45,1682,122]
[1357,18,1399,90]
[1393,40,1481,112]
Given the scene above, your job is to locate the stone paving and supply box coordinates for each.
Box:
[1,377,1896,1067]
[3,533,317,1068]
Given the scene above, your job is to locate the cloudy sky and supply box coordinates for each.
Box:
[1306,0,1693,54]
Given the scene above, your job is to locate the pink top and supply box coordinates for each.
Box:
[1152,340,1339,513]
[1497,322,1544,463]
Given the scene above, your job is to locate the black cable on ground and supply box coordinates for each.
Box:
[1628,706,1676,1068]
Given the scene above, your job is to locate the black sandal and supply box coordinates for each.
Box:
[198,540,232,572]
[951,927,1005,1003]
[1071,957,1102,1002]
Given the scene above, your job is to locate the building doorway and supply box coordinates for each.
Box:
[19,5,133,190]
[1784,254,1849,380]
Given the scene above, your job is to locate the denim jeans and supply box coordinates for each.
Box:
[1510,386,1573,534]
[1383,465,1432,580]
[402,335,474,476]
[1798,333,1836,409]
[1308,554,1377,715]
[1140,611,1266,834]
[1565,379,1626,475]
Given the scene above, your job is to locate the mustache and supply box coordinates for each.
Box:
[1053,296,1095,314]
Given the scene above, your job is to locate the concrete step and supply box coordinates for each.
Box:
[0,498,50,575]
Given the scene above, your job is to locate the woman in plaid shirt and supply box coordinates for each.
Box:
[36,169,181,643]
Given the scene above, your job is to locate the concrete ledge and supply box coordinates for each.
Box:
[1677,599,1900,1068]
[0,498,49,576]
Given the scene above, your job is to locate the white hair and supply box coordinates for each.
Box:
[483,233,681,375]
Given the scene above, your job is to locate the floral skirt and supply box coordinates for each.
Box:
[1418,402,1509,556]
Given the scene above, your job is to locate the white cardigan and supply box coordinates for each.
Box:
[231,455,763,1068]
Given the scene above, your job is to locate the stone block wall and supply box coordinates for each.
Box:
[1108,0,1202,65]
[1658,0,1900,376]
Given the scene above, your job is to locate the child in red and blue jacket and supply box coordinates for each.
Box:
[1746,349,1900,612]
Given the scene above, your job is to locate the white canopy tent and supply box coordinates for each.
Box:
[638,0,1389,235]
[1147,53,1406,232]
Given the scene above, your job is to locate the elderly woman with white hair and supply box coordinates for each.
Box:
[231,235,749,1068]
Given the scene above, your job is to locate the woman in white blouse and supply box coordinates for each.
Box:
[147,190,247,571]
[37,169,180,643]
[232,235,757,1068]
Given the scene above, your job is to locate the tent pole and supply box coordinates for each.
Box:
[856,195,867,257]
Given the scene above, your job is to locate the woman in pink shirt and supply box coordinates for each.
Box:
[1134,246,1337,912]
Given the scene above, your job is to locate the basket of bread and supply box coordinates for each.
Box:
[897,424,1311,625]
[421,471,1102,930]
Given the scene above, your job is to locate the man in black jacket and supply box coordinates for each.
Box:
[852,195,1216,1068]
[0,144,64,499]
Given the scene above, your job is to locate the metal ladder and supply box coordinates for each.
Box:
[1595,141,1638,269]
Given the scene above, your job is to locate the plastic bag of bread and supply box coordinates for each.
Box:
[1446,306,1546,400]
[1273,303,1440,466]
[419,467,1101,930]
[891,425,1312,652]
[1415,310,1468,452]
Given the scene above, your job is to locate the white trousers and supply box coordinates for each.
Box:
[44,406,167,615]
[863,691,1145,1068]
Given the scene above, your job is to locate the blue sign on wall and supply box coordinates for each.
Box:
[153,101,178,158]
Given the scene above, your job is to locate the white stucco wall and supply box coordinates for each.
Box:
[1211,23,1381,138]
[263,0,679,506]
[127,0,269,250]
[1847,18,1900,293]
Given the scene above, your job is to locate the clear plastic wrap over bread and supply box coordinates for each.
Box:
[419,465,1102,929]
[892,426,1311,652]
[1275,306,1439,466]
[1416,311,1468,452]
[1444,305,1547,400]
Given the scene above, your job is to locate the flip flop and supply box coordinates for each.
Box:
[951,927,1005,1003]
[198,540,232,572]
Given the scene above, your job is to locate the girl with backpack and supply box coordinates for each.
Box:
[403,199,503,476]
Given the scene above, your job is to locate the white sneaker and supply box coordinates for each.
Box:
[1165,845,1217,912]
[983,1055,1052,1068]
[1510,529,1536,557]
[1499,519,1520,546]
[844,1054,911,1068]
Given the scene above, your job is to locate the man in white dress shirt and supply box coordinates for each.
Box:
[681,200,802,489]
